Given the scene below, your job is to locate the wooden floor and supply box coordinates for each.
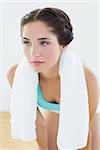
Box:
[0,112,38,150]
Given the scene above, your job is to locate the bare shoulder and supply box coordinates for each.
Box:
[83,64,99,125]
[83,64,99,95]
[7,64,18,88]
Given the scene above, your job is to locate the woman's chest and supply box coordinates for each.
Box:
[39,79,60,104]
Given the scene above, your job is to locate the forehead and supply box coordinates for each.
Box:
[22,21,56,39]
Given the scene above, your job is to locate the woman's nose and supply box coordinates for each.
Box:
[30,47,40,57]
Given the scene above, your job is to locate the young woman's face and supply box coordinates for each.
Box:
[22,21,64,73]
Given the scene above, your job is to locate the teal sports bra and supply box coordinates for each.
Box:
[37,84,60,112]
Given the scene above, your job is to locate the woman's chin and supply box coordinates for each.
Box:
[31,66,44,73]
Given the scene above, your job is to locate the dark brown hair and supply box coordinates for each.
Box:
[20,7,74,46]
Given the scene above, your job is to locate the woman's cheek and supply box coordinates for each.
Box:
[24,48,30,60]
[46,49,58,63]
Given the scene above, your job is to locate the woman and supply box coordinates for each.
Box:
[7,7,99,150]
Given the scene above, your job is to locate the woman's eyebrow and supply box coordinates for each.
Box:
[22,37,30,40]
[22,37,52,41]
[38,38,52,40]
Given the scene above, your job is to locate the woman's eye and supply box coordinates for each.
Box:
[22,41,31,46]
[40,41,49,46]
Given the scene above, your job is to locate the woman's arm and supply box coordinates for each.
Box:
[92,97,100,150]
[91,112,100,150]
[81,65,100,150]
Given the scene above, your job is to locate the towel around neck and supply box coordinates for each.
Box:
[10,49,89,149]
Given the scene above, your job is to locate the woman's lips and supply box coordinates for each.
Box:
[30,60,45,63]
[30,60,45,66]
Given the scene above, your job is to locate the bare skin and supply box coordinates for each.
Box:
[91,113,100,150]
[7,63,99,150]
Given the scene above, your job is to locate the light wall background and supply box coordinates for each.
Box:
[0,1,99,111]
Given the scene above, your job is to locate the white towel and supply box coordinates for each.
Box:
[10,49,89,149]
